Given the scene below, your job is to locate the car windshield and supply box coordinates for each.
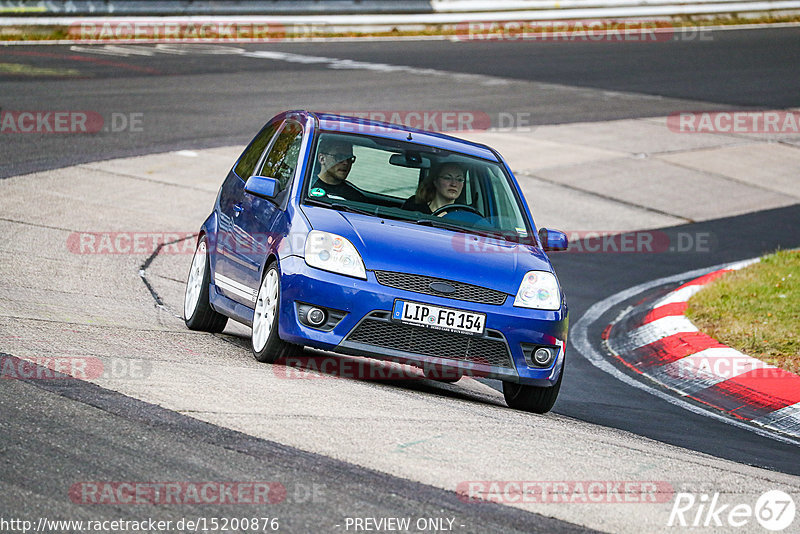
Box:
[304,131,533,241]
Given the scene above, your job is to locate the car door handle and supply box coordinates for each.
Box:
[233,203,244,216]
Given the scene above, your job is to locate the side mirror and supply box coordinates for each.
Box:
[538,228,568,251]
[244,175,279,200]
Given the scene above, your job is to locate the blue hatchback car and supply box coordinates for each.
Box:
[184,110,569,413]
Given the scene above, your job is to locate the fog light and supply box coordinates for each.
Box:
[533,347,553,366]
[296,302,347,331]
[307,307,326,326]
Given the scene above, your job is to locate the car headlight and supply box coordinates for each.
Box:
[513,271,561,310]
[304,230,366,280]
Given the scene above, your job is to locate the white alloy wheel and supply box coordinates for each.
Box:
[252,267,279,353]
[183,236,227,333]
[184,240,207,319]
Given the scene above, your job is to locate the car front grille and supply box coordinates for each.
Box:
[373,270,508,306]
[345,314,514,369]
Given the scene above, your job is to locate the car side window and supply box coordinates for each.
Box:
[258,121,303,193]
[234,121,280,180]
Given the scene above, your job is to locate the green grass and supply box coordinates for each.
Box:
[686,250,800,375]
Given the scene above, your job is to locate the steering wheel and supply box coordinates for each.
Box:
[431,203,482,217]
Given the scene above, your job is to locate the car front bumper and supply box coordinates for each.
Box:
[277,255,567,386]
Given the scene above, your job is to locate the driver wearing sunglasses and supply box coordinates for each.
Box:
[310,139,368,203]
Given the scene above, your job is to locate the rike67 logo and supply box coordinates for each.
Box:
[668,490,796,531]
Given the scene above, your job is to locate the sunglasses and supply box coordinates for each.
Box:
[324,153,356,164]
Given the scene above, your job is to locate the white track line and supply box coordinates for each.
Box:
[571,259,800,447]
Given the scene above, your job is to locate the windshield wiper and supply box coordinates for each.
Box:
[305,198,376,217]
[414,218,505,240]
[305,199,510,240]
[305,198,421,224]
[330,203,377,216]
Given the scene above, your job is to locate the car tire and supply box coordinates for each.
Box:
[184,236,228,333]
[502,368,563,414]
[251,262,300,363]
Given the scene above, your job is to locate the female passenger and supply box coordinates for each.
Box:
[402,162,466,215]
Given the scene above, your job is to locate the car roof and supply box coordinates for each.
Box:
[304,111,500,162]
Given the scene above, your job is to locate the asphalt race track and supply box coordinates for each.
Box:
[1,27,800,533]
[2,26,800,179]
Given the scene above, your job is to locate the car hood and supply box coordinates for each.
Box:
[301,205,555,295]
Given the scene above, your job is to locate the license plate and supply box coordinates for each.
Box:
[392,300,485,336]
